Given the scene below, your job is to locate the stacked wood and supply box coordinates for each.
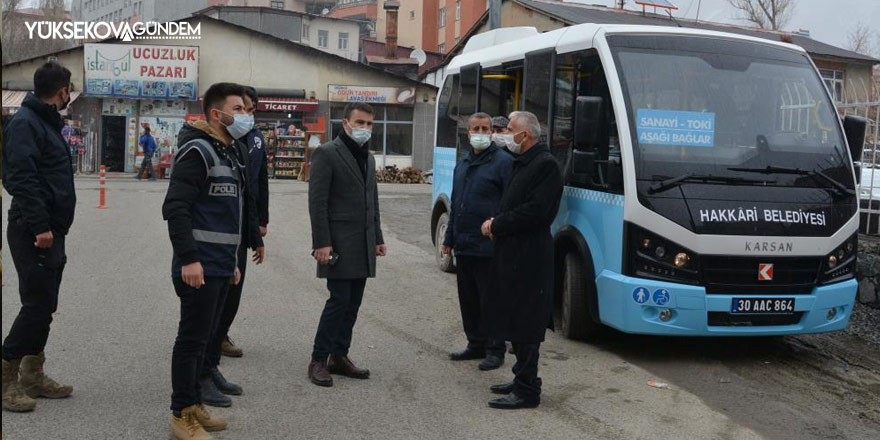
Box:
[376,165,426,184]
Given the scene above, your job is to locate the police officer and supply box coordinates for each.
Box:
[210,86,269,360]
[442,112,513,371]
[2,61,76,413]
[162,82,254,439]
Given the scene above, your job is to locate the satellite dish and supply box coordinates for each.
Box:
[321,8,330,15]
[410,48,427,66]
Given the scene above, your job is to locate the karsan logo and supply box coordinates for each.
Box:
[25,21,200,42]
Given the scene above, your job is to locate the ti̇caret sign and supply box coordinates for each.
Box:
[84,44,199,100]
[328,85,415,105]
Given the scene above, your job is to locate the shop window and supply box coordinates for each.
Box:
[271,0,285,9]
[386,124,413,156]
[439,7,446,28]
[330,104,414,157]
[318,30,329,48]
[339,32,349,50]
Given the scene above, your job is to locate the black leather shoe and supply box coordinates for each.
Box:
[210,368,243,396]
[488,393,539,410]
[449,348,486,361]
[479,355,504,371]
[199,377,232,407]
[489,382,515,395]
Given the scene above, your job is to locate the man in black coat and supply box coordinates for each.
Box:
[442,112,513,371]
[2,62,76,413]
[481,111,563,409]
[308,102,386,387]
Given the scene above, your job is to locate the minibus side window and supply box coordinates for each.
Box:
[523,49,554,146]
[557,50,624,194]
[458,63,481,159]
[436,74,460,149]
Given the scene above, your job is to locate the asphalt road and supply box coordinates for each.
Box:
[2,179,878,440]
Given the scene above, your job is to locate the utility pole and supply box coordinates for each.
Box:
[489,0,502,30]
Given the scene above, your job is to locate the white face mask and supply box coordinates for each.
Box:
[469,133,491,151]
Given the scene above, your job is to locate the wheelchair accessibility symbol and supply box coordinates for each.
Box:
[653,289,671,306]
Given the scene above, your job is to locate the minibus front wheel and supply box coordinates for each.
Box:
[434,212,456,273]
[556,251,602,341]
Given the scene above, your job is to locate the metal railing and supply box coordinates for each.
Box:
[839,76,880,235]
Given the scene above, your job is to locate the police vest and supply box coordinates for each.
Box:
[172,138,245,278]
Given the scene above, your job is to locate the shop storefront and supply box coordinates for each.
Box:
[85,43,199,173]
[327,85,417,169]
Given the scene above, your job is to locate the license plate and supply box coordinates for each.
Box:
[730,298,795,314]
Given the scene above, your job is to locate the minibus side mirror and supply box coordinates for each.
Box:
[572,149,596,177]
[843,115,866,164]
[575,96,604,149]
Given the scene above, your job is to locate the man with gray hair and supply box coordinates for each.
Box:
[481,111,563,409]
[443,112,513,371]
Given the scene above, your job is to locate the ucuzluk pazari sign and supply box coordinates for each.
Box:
[84,43,199,100]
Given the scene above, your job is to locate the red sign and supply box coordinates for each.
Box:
[758,263,774,281]
[258,98,319,113]
[186,114,206,123]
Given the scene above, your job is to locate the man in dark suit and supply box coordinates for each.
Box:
[481,111,563,410]
[308,102,386,387]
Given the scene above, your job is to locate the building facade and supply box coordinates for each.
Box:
[2,16,438,174]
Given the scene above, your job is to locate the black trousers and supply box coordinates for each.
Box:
[455,255,505,356]
[312,278,367,360]
[1,220,66,361]
[204,244,248,371]
[511,343,542,402]
[171,276,229,412]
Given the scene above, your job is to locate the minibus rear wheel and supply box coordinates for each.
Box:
[558,251,602,341]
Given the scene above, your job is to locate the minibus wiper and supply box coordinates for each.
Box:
[728,166,856,196]
[648,173,773,194]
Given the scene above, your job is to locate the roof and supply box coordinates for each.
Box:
[192,5,362,24]
[361,39,445,74]
[2,15,435,90]
[516,0,879,64]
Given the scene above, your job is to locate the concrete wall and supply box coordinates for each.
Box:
[412,101,437,171]
[1,50,86,92]
[306,16,361,61]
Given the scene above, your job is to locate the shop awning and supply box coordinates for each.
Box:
[257,97,319,113]
[2,90,81,115]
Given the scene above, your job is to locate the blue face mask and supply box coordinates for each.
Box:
[219,111,254,139]
[349,127,372,146]
[469,133,491,151]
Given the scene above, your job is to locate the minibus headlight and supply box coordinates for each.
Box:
[625,223,700,284]
[819,234,857,284]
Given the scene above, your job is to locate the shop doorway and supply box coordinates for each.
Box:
[101,115,127,172]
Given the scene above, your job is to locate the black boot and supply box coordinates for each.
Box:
[199,376,232,407]
[478,354,504,371]
[209,368,242,396]
[489,382,514,395]
[449,347,485,361]
[488,393,539,410]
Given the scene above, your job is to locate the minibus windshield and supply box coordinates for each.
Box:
[608,34,854,193]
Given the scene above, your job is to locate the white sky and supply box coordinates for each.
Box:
[564,0,880,51]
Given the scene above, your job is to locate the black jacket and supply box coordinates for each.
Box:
[486,144,563,343]
[244,128,270,226]
[162,122,263,266]
[443,144,513,257]
[2,93,76,236]
[308,136,384,279]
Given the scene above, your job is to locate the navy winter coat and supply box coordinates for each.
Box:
[442,143,513,257]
